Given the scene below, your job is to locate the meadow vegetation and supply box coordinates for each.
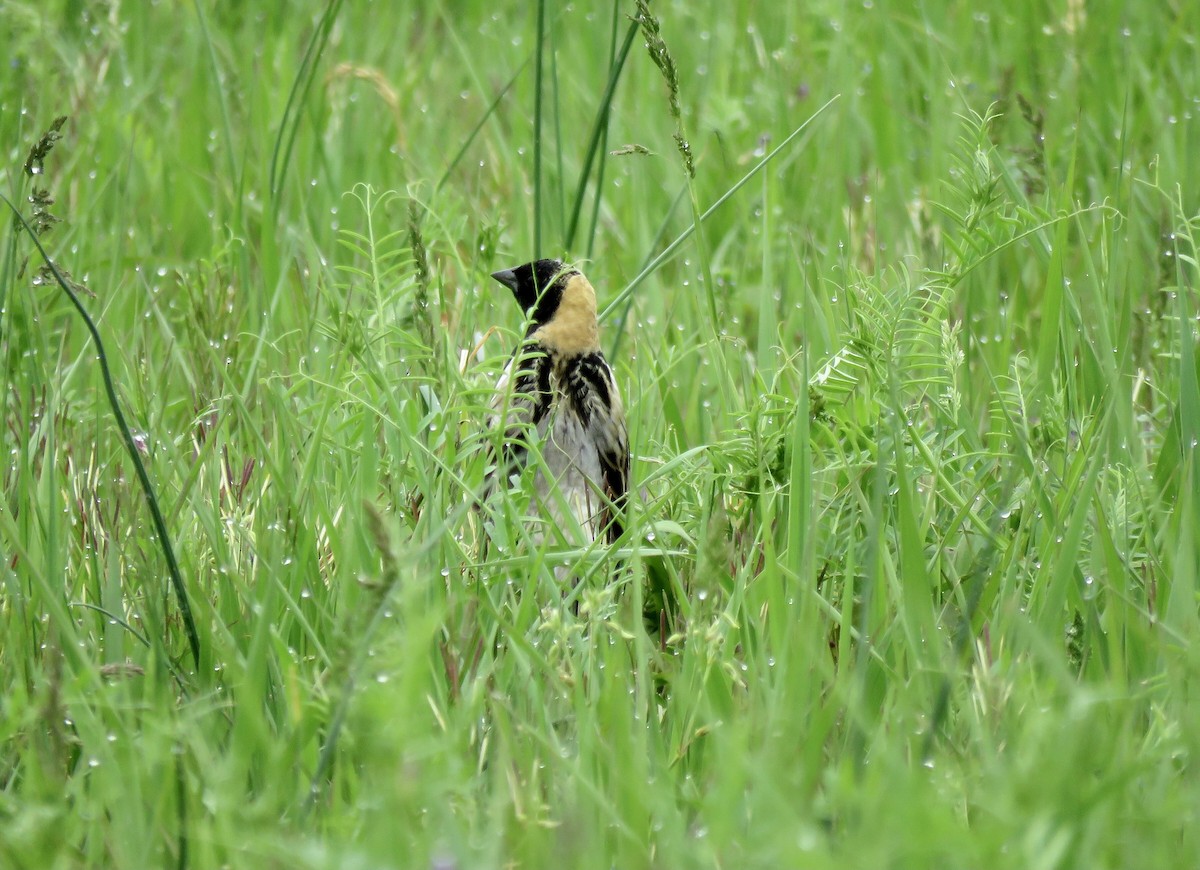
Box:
[2,1,1198,867]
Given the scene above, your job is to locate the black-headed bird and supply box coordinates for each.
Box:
[488,259,629,548]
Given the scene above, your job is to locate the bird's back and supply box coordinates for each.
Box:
[535,352,627,545]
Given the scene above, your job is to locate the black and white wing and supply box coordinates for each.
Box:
[565,351,629,543]
[488,341,554,478]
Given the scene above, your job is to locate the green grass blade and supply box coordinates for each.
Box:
[564,15,640,252]
[532,0,546,254]
[268,0,345,198]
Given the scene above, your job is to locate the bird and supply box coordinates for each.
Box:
[486,259,629,550]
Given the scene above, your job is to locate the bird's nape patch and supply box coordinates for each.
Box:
[532,274,599,355]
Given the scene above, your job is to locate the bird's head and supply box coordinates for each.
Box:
[490,258,578,325]
[490,258,599,353]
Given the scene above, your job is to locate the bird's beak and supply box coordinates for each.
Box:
[490,268,519,292]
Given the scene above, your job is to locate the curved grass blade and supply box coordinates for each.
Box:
[1,195,202,672]
[533,0,546,254]
[269,0,345,198]
[564,14,640,252]
[587,0,630,260]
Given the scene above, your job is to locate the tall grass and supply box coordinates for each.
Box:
[2,1,1198,867]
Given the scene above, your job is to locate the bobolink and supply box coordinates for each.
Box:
[488,259,629,547]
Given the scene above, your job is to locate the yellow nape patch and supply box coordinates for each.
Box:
[534,273,600,354]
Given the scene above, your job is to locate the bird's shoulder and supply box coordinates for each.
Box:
[559,351,623,422]
[490,338,555,433]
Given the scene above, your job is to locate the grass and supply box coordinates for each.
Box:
[2,0,1198,867]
